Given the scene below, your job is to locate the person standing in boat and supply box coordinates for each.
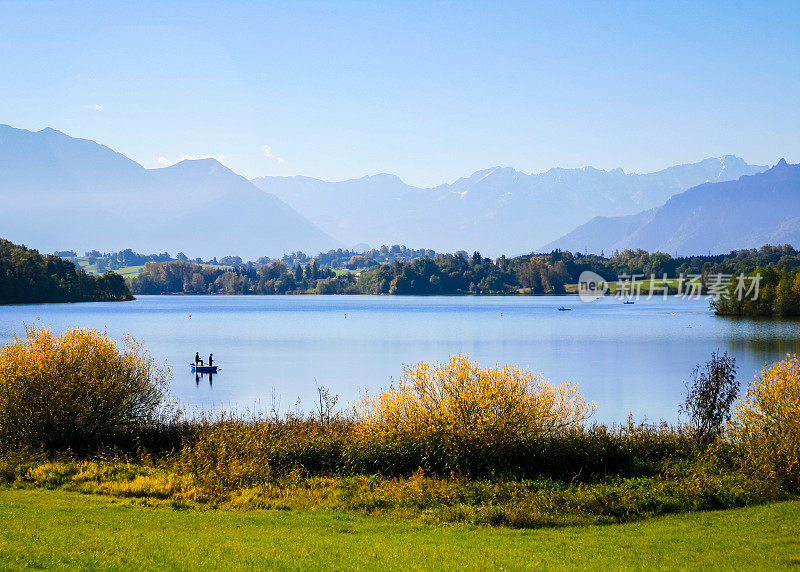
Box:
[195,352,202,366]
[208,353,213,367]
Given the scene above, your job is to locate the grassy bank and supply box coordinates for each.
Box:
[0,432,789,529]
[1,488,798,570]
[1,330,798,534]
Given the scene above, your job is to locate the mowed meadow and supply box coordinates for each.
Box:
[2,488,799,569]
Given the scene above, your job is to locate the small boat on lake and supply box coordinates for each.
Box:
[191,364,218,373]
[557,306,571,311]
[623,300,635,304]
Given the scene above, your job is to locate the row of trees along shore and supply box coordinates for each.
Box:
[5,236,799,314]
[126,244,800,313]
[0,239,132,304]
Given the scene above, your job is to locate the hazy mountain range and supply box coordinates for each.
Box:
[252,156,766,255]
[0,125,338,259]
[2,123,793,260]
[543,159,800,255]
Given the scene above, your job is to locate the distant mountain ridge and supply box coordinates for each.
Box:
[0,125,339,259]
[252,156,766,255]
[543,160,800,255]
[0,123,776,259]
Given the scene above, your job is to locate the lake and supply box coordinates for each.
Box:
[1,295,798,424]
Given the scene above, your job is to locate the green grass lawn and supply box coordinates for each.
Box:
[67,257,145,277]
[112,265,145,277]
[0,488,797,570]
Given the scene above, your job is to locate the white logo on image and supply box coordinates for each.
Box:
[578,271,608,303]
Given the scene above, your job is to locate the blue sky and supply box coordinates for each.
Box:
[2,0,799,186]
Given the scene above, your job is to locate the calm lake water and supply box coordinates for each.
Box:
[1,295,798,423]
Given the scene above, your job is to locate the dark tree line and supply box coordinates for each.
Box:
[0,239,132,304]
[125,244,800,301]
[712,266,800,317]
[358,252,516,294]
[512,245,800,288]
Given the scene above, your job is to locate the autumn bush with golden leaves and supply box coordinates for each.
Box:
[732,354,800,488]
[352,354,596,474]
[0,326,169,451]
[357,354,595,437]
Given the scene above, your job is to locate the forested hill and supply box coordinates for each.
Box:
[0,239,133,304]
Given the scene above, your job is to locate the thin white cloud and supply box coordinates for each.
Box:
[86,104,103,111]
[263,145,284,163]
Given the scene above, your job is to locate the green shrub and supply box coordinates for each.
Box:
[680,351,739,442]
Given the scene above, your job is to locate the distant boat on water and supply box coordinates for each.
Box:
[623,300,635,304]
[557,306,571,311]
